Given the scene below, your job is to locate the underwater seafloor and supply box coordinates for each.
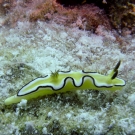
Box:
[0,1,135,135]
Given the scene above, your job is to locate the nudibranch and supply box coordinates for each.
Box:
[5,60,126,105]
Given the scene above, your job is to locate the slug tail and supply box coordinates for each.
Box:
[4,95,23,105]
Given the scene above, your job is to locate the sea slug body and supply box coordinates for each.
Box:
[4,61,126,105]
